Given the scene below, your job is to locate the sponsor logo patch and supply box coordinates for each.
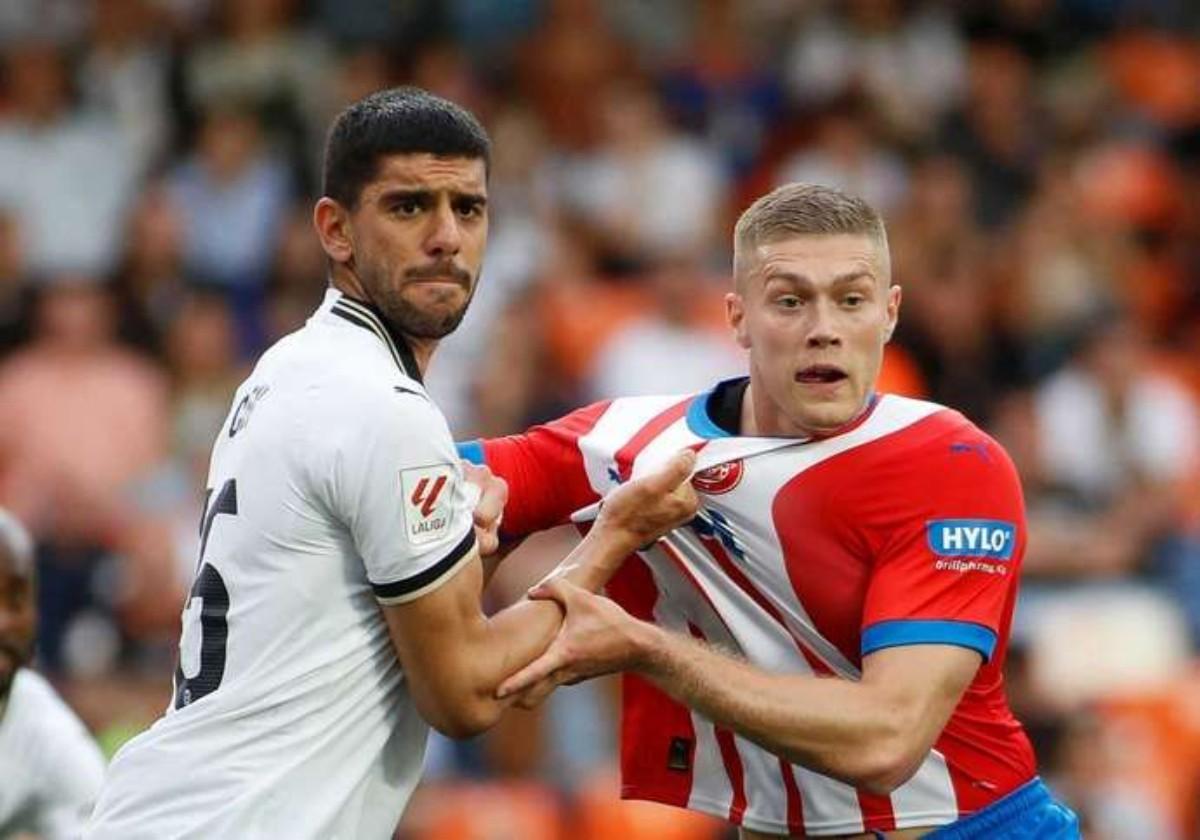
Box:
[927,519,1016,560]
[400,465,456,546]
[691,460,743,495]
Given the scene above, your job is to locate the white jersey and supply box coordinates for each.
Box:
[87,290,477,839]
[0,669,106,839]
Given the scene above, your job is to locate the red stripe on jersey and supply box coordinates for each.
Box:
[857,789,897,832]
[693,535,895,829]
[687,622,747,826]
[715,726,748,825]
[613,399,691,480]
[778,758,805,836]
[696,534,835,677]
[609,555,696,808]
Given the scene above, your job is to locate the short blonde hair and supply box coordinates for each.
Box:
[733,183,890,284]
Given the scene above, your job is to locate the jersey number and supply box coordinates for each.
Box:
[173,479,237,709]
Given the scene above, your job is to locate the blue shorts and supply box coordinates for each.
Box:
[919,777,1080,839]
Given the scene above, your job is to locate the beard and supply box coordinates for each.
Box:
[363,260,477,340]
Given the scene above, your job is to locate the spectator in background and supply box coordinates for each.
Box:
[0,40,137,277]
[262,203,329,344]
[0,209,29,359]
[0,281,169,671]
[111,183,192,357]
[183,0,333,185]
[517,0,631,150]
[1025,313,1199,585]
[167,104,292,352]
[585,255,742,400]
[775,98,909,216]
[0,509,107,839]
[658,0,784,178]
[783,0,966,143]
[554,79,726,266]
[77,0,172,176]
[938,40,1041,229]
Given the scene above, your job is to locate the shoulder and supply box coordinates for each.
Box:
[8,670,99,758]
[263,324,437,425]
[869,395,1014,467]
[829,396,1022,517]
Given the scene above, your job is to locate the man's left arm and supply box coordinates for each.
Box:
[498,578,980,795]
[501,428,1026,793]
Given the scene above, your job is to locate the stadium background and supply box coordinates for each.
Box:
[0,0,1198,837]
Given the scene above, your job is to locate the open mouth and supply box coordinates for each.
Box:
[795,364,848,384]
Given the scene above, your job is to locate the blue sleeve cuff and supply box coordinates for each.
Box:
[456,439,486,465]
[861,619,997,662]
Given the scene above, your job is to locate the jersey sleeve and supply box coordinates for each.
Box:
[312,383,476,605]
[457,401,609,539]
[860,435,1025,663]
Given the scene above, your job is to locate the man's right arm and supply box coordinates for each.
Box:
[381,450,697,738]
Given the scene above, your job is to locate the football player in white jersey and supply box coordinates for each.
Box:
[0,509,107,839]
[85,88,697,840]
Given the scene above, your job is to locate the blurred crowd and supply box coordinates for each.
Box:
[0,0,1198,838]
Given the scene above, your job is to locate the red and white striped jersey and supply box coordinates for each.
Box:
[463,379,1037,837]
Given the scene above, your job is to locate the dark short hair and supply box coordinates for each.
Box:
[322,87,491,208]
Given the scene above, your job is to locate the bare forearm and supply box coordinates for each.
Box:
[458,530,633,724]
[632,624,923,792]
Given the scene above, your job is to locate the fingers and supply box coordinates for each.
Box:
[463,463,507,523]
[497,650,566,698]
[512,676,560,709]
[474,526,499,557]
[527,575,578,605]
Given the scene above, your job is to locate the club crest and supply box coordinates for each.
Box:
[691,460,744,495]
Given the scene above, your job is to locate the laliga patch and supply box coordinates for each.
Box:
[927,519,1016,560]
[691,460,744,495]
[400,465,457,546]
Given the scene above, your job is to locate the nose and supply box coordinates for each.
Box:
[805,299,842,349]
[423,200,462,259]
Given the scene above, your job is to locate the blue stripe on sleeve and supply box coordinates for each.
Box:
[456,439,486,465]
[861,619,997,662]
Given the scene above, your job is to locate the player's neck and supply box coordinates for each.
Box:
[741,381,871,439]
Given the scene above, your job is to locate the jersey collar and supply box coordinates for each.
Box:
[686,376,881,441]
[326,289,424,384]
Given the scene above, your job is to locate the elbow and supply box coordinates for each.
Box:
[843,737,926,796]
[420,694,503,740]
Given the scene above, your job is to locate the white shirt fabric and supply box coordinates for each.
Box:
[1034,366,1199,502]
[86,289,477,839]
[0,669,106,839]
[586,319,745,402]
[0,114,137,277]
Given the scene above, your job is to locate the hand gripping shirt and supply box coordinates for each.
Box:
[462,380,1036,837]
[87,290,476,840]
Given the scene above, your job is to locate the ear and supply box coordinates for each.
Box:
[725,292,751,349]
[883,284,901,343]
[313,197,354,265]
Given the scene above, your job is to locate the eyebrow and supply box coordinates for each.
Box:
[763,269,875,287]
[375,188,488,206]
